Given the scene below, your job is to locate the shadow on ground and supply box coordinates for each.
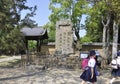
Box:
[0,70,42,81]
[113,81,120,84]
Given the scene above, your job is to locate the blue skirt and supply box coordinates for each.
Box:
[80,67,97,82]
[111,67,120,77]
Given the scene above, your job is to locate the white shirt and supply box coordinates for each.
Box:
[112,57,120,65]
[88,58,96,67]
[117,57,120,65]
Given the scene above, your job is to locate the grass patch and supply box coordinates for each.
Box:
[0,59,21,68]
[0,55,9,59]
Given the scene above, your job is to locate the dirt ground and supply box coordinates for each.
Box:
[0,66,120,84]
[0,56,120,84]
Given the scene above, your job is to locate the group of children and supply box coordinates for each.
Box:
[80,50,120,84]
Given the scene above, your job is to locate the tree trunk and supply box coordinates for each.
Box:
[102,25,107,58]
[112,21,118,59]
[106,27,111,64]
[101,25,108,69]
[101,14,111,69]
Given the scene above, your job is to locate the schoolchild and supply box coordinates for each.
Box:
[80,50,97,84]
[110,52,120,84]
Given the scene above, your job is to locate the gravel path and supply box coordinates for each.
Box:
[0,67,119,84]
[0,56,120,84]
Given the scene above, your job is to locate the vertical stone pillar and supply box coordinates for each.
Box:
[55,20,74,54]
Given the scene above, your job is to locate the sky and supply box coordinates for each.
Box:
[21,0,86,37]
[21,0,51,26]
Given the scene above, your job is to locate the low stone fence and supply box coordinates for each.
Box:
[21,52,81,69]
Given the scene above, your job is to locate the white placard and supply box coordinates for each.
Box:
[80,53,88,58]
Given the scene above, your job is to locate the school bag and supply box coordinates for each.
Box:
[111,59,118,69]
[81,58,89,70]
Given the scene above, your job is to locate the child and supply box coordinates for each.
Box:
[80,50,97,84]
[110,52,120,84]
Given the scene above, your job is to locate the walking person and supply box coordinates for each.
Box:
[80,50,97,84]
[110,52,120,84]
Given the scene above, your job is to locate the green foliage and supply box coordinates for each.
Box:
[43,22,55,41]
[82,0,109,42]
[48,30,56,42]
[20,6,38,28]
[48,0,89,42]
[84,0,120,42]
[28,40,37,51]
[80,36,92,43]
[0,0,37,54]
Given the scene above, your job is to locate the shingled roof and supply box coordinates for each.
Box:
[20,27,46,36]
[20,27,48,40]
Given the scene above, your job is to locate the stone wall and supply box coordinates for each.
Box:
[41,42,120,58]
[36,53,81,69]
[41,44,55,55]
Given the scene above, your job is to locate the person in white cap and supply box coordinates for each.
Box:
[110,52,120,84]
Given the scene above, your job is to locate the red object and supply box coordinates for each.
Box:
[81,58,89,70]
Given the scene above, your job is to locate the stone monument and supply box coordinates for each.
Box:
[55,20,74,54]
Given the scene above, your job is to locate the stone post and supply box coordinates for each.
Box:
[55,20,74,55]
